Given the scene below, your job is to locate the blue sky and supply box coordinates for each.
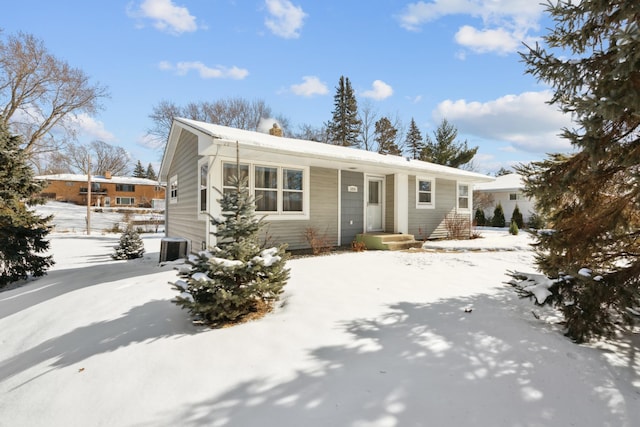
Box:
[4,0,573,175]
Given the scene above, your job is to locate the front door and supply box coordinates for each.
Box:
[366,177,383,232]
[104,197,111,207]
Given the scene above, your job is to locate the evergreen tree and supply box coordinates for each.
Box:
[133,160,145,178]
[491,203,505,227]
[474,207,486,226]
[421,118,478,168]
[508,220,519,236]
[375,117,401,155]
[495,167,511,177]
[172,169,289,325]
[514,1,640,342]
[326,76,362,147]
[406,118,424,159]
[0,118,54,288]
[511,204,524,229]
[112,224,145,260]
[145,163,157,181]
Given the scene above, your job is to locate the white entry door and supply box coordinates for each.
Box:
[366,178,383,232]
[104,197,111,207]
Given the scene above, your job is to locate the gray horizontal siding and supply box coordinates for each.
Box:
[385,174,394,232]
[259,167,339,250]
[408,177,458,240]
[166,129,207,252]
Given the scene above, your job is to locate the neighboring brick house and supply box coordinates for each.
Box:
[36,172,165,208]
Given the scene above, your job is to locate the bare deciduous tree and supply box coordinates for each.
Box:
[66,140,131,176]
[0,31,109,158]
[148,98,290,147]
[358,100,378,151]
[291,123,327,142]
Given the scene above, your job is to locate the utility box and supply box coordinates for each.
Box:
[159,237,188,262]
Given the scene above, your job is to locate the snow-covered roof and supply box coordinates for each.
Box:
[35,174,162,186]
[474,173,523,191]
[161,118,494,183]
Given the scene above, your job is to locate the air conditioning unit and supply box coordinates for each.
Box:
[159,237,188,262]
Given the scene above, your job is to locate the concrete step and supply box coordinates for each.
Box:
[378,234,416,243]
[356,233,423,251]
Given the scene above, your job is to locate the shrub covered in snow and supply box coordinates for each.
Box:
[112,225,145,260]
[172,174,289,325]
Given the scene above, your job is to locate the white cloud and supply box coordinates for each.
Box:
[455,26,519,55]
[290,76,328,97]
[361,80,393,100]
[433,90,574,153]
[396,0,543,55]
[159,61,249,80]
[69,113,116,142]
[128,0,198,35]
[264,0,307,39]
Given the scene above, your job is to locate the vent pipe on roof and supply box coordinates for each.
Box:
[268,123,283,137]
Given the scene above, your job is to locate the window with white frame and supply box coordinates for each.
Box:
[255,166,278,212]
[116,197,135,206]
[416,177,435,209]
[222,162,307,216]
[222,163,250,195]
[169,175,178,203]
[458,183,470,210]
[199,162,208,212]
[282,168,303,212]
[509,193,521,201]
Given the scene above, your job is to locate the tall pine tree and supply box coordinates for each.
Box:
[375,117,401,155]
[0,118,54,288]
[406,118,424,159]
[172,165,289,325]
[514,1,640,342]
[421,118,478,168]
[133,160,145,178]
[326,76,362,147]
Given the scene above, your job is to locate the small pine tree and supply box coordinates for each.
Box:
[405,118,424,159]
[0,119,54,288]
[133,160,146,178]
[474,208,486,226]
[145,163,157,181]
[375,117,401,155]
[491,203,506,227]
[172,170,289,325]
[509,220,519,235]
[511,204,524,229]
[112,225,145,260]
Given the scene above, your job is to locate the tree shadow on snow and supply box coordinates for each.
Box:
[0,259,173,319]
[152,290,639,427]
[0,299,197,385]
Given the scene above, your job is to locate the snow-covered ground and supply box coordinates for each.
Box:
[1,228,639,426]
[33,201,164,233]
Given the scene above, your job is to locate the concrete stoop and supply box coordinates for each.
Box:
[355,233,423,251]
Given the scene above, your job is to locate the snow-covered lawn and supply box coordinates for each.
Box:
[1,229,639,426]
